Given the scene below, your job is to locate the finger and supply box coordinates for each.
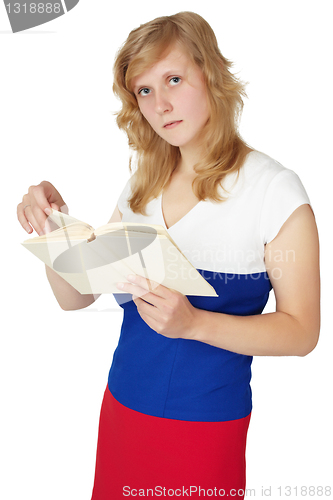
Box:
[117,280,153,299]
[17,201,33,234]
[21,190,48,236]
[28,185,52,231]
[133,294,156,308]
[50,202,59,211]
[126,274,170,298]
[134,297,162,324]
[48,203,69,215]
[40,181,65,208]
[59,203,69,214]
[117,282,162,307]
[24,205,45,236]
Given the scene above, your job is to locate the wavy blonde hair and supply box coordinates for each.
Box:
[113,11,250,214]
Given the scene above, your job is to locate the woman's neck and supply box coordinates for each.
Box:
[176,145,202,174]
[176,144,254,175]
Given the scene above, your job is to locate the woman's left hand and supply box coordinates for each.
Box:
[117,274,198,339]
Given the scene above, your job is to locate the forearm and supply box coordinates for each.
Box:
[191,308,318,357]
[45,265,98,311]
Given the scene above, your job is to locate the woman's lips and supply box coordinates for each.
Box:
[163,120,182,129]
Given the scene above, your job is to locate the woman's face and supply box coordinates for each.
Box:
[131,46,210,154]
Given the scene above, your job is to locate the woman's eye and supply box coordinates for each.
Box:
[169,77,181,85]
[138,88,151,96]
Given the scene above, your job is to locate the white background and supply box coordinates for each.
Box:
[1,0,332,498]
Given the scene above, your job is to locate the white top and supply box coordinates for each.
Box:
[117,150,311,276]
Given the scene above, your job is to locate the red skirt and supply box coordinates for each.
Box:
[91,386,251,499]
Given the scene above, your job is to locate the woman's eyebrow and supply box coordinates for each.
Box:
[132,67,187,92]
[161,68,183,78]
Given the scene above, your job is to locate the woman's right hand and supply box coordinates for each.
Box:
[17,181,68,236]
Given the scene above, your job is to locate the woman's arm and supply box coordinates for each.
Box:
[18,182,123,311]
[190,204,320,356]
[118,204,320,357]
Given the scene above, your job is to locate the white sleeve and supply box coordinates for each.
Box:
[260,169,311,244]
[117,177,133,214]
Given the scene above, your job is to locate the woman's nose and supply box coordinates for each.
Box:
[155,90,173,114]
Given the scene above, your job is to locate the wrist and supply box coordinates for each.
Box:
[187,307,210,342]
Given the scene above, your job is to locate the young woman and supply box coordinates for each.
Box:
[17,12,320,500]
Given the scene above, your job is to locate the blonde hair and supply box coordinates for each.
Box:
[113,11,250,214]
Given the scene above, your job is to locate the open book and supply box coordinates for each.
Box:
[21,210,218,297]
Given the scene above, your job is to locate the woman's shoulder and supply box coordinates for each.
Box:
[240,150,304,192]
[243,150,289,181]
[220,150,284,195]
[220,149,307,203]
